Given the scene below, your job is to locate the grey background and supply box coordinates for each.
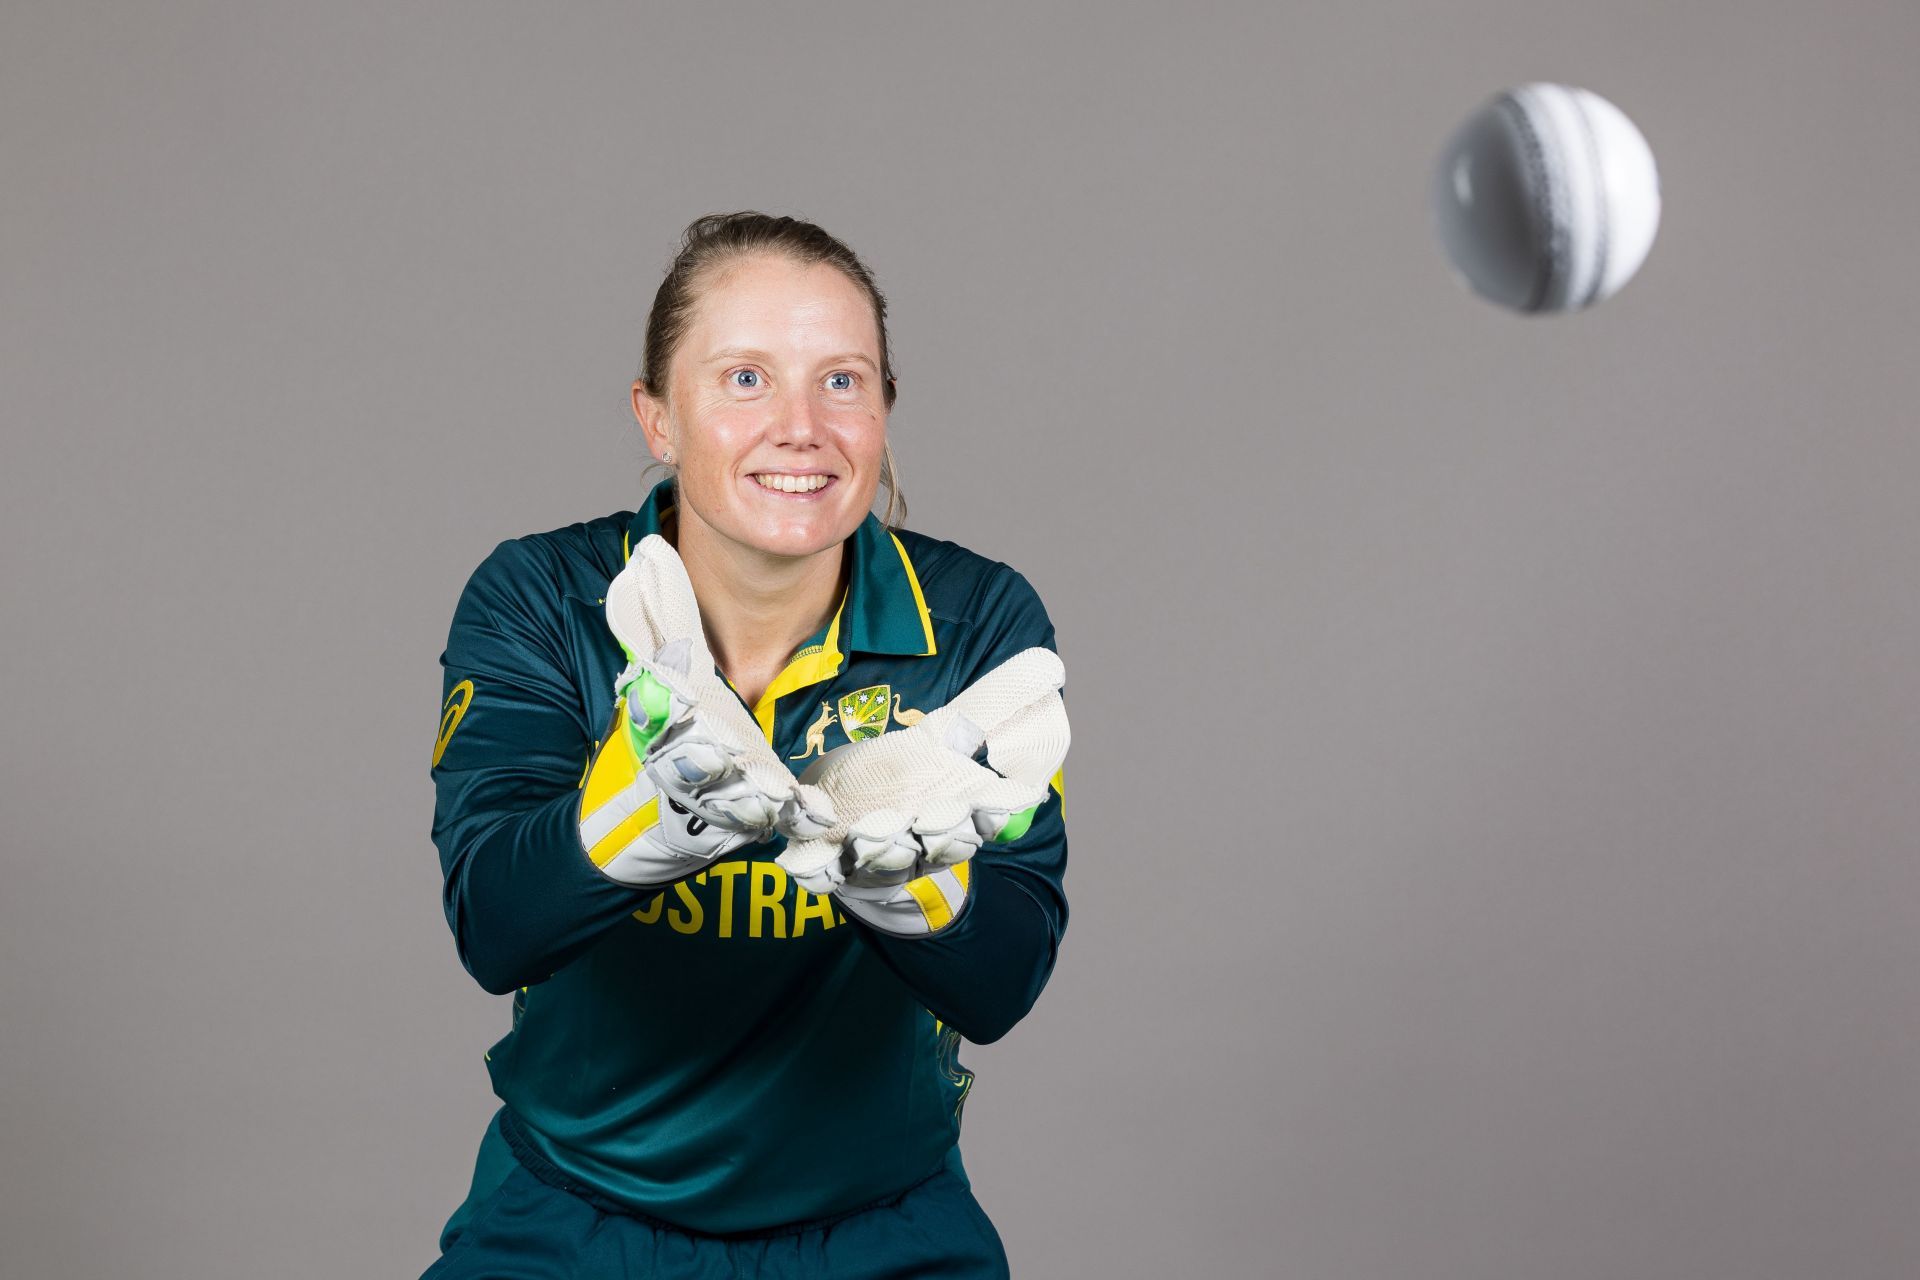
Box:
[4,2,1916,1277]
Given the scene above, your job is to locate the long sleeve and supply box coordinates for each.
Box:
[431,538,650,994]
[846,566,1071,1044]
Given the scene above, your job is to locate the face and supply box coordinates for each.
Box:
[634,255,888,563]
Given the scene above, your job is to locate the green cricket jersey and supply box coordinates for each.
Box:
[429,478,1068,1235]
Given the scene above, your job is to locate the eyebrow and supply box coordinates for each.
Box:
[702,347,879,373]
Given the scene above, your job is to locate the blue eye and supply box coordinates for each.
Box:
[827,372,853,391]
[731,369,760,388]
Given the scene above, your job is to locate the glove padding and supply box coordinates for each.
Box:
[578,535,795,886]
[775,648,1069,921]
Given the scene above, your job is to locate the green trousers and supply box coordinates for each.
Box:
[422,1110,1009,1279]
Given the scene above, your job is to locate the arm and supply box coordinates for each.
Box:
[431,539,652,994]
[848,787,1066,1044]
[843,567,1071,1044]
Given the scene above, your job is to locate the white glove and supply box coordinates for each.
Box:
[775,648,1069,935]
[577,535,796,887]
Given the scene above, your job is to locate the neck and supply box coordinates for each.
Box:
[670,509,845,697]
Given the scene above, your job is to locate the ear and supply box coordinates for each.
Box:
[632,381,673,462]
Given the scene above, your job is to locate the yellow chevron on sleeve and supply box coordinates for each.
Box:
[582,707,641,813]
[586,795,660,870]
[904,874,955,932]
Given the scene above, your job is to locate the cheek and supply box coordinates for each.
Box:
[680,405,760,459]
[830,407,888,462]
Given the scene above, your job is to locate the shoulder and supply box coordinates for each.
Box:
[453,511,632,626]
[889,525,1045,608]
[892,527,1057,685]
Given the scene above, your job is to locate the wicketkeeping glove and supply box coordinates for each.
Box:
[775,648,1069,936]
[578,535,797,887]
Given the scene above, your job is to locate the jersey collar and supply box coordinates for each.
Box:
[622,478,936,659]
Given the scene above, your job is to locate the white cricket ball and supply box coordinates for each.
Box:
[1430,83,1662,313]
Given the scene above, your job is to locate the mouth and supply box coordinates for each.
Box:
[747,471,838,500]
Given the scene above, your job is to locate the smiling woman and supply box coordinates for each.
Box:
[631,236,896,707]
[424,213,1070,1279]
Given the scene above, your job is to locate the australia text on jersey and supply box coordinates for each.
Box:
[629,859,848,939]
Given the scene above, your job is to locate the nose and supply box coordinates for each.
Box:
[770,385,824,448]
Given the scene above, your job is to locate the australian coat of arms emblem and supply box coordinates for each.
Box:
[837,685,892,742]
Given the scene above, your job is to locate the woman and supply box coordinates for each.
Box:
[426,213,1069,1277]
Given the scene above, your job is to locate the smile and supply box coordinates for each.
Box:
[750,473,834,494]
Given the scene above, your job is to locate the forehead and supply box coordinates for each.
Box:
[682,255,879,358]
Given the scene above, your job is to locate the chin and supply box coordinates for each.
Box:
[723,480,878,559]
[727,510,864,561]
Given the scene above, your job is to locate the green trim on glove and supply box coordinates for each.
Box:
[993,802,1040,844]
[621,668,676,757]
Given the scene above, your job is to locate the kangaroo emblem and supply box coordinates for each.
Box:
[791,700,834,760]
[891,694,926,727]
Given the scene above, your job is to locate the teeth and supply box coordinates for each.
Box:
[753,474,828,493]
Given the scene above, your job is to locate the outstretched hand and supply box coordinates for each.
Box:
[578,536,796,887]
[773,649,1069,932]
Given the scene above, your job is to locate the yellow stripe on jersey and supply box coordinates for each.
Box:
[888,532,938,656]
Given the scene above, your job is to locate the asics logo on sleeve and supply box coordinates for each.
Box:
[434,681,475,767]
